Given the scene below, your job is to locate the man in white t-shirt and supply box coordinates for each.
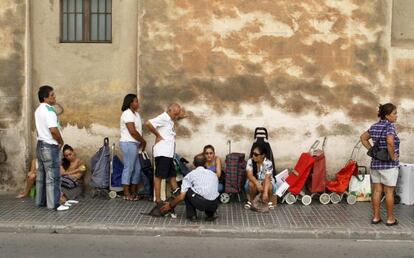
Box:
[146,103,187,204]
[34,85,65,210]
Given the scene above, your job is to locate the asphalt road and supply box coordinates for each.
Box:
[0,232,413,258]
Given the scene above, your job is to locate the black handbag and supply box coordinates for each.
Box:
[138,151,153,178]
[367,125,391,161]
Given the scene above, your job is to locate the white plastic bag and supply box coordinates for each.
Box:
[275,169,289,197]
[349,174,371,202]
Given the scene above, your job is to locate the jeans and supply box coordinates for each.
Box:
[36,141,61,209]
[120,141,142,185]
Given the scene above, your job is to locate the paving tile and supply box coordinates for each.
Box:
[0,192,413,233]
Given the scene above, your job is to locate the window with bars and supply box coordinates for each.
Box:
[61,0,112,43]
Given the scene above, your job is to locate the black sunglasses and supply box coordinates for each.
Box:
[252,152,262,157]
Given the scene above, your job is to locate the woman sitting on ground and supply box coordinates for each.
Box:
[16,159,38,198]
[203,145,224,193]
[60,144,86,203]
[244,143,277,211]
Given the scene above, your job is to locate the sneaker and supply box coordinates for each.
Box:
[64,201,72,207]
[56,205,69,211]
[66,200,79,204]
[244,201,252,210]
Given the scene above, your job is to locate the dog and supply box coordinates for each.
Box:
[141,196,176,217]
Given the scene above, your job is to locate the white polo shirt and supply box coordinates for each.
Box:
[148,112,175,158]
[35,103,60,145]
[120,109,142,143]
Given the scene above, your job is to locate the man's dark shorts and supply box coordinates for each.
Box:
[155,156,176,179]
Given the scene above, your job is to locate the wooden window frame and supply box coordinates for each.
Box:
[60,0,112,43]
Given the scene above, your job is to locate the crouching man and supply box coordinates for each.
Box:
[161,154,219,221]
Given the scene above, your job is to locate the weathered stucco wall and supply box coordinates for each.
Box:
[138,0,414,174]
[3,0,414,190]
[0,0,27,190]
[31,0,139,168]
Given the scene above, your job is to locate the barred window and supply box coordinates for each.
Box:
[61,0,112,43]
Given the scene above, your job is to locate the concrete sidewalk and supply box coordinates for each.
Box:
[1,192,413,240]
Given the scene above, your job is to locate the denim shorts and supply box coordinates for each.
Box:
[244,179,277,194]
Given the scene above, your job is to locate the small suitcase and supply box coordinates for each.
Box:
[224,153,246,194]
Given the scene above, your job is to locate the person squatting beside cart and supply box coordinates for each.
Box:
[160,153,219,221]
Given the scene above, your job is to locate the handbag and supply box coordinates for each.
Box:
[61,175,78,189]
[138,151,153,178]
[367,124,391,161]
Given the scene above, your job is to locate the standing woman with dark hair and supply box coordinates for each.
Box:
[360,103,400,226]
[120,94,147,201]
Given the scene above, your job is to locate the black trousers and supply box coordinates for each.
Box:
[184,189,218,218]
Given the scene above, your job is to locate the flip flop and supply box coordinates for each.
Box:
[123,196,132,201]
[244,201,252,210]
[371,218,382,224]
[386,219,398,226]
[16,193,27,199]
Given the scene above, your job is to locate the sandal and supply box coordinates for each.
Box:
[386,219,398,226]
[16,192,28,199]
[244,201,252,210]
[123,195,133,201]
[371,218,382,224]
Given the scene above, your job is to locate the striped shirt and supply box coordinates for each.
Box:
[368,120,400,170]
[181,166,219,201]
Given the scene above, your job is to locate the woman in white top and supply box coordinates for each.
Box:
[120,94,147,201]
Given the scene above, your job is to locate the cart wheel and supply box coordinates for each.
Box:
[319,193,330,205]
[330,192,341,204]
[285,193,297,205]
[220,193,231,204]
[346,194,357,205]
[301,195,312,206]
[108,191,117,199]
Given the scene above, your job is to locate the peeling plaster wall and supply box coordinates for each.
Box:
[30,0,139,179]
[0,0,27,190]
[4,0,414,191]
[139,0,414,175]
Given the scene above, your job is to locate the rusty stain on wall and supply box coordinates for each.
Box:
[139,0,388,126]
[0,0,26,190]
[3,0,414,189]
